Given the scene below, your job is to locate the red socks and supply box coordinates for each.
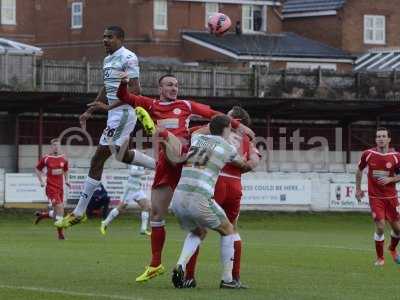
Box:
[375,240,384,260]
[185,247,199,279]
[57,228,64,240]
[150,226,166,267]
[232,240,242,280]
[389,235,400,252]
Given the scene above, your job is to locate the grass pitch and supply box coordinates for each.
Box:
[1,210,400,300]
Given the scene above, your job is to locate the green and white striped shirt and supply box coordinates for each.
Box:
[176,134,240,199]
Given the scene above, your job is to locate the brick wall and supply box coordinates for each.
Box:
[282,0,400,54]
[283,15,343,49]
[0,0,35,43]
[342,0,400,53]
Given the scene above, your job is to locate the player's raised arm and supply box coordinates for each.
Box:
[116,77,154,111]
[190,101,255,140]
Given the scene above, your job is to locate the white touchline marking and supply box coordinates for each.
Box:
[0,285,143,300]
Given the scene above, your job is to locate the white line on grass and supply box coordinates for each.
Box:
[0,285,143,300]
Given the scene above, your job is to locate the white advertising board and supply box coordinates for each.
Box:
[68,172,154,205]
[5,173,46,203]
[241,175,312,205]
[328,183,400,210]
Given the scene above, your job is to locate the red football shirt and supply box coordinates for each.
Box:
[117,83,239,146]
[36,155,68,192]
[358,148,400,199]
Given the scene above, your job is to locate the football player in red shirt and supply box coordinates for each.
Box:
[96,73,254,282]
[356,127,400,266]
[35,138,70,240]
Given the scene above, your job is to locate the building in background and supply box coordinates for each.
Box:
[0,0,354,70]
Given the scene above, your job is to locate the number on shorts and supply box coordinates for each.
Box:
[107,128,116,138]
[102,126,116,138]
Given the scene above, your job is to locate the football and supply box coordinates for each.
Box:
[207,13,231,36]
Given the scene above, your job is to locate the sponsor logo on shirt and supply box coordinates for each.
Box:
[157,118,179,129]
[372,170,389,178]
[52,168,63,175]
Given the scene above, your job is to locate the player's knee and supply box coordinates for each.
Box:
[217,220,234,236]
[192,227,207,239]
[376,222,385,234]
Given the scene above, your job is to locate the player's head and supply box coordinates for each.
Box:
[159,74,178,101]
[50,138,61,154]
[209,115,231,139]
[227,106,251,126]
[376,127,391,149]
[103,26,124,54]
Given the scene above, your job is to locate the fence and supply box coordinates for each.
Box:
[3,55,400,99]
[37,60,254,97]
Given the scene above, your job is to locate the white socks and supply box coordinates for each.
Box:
[141,211,149,231]
[177,233,202,270]
[48,210,55,218]
[374,232,384,241]
[103,208,120,226]
[132,150,155,169]
[233,232,241,242]
[221,234,235,283]
[73,176,101,216]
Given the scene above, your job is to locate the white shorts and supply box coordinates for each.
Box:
[99,106,137,146]
[122,190,147,205]
[171,190,227,231]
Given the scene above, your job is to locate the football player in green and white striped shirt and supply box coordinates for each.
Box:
[170,115,251,289]
[100,165,151,236]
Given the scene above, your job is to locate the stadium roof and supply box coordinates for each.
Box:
[0,38,43,55]
[282,0,346,18]
[182,32,354,62]
[0,91,398,122]
[354,49,400,72]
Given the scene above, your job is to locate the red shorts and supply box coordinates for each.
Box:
[369,197,400,222]
[46,188,64,205]
[214,176,242,223]
[152,149,183,190]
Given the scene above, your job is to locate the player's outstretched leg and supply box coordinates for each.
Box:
[56,146,110,229]
[54,176,99,228]
[135,107,156,135]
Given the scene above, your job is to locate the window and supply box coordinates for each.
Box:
[71,2,83,29]
[364,15,385,45]
[242,5,266,33]
[154,0,167,30]
[1,0,16,25]
[205,3,218,28]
